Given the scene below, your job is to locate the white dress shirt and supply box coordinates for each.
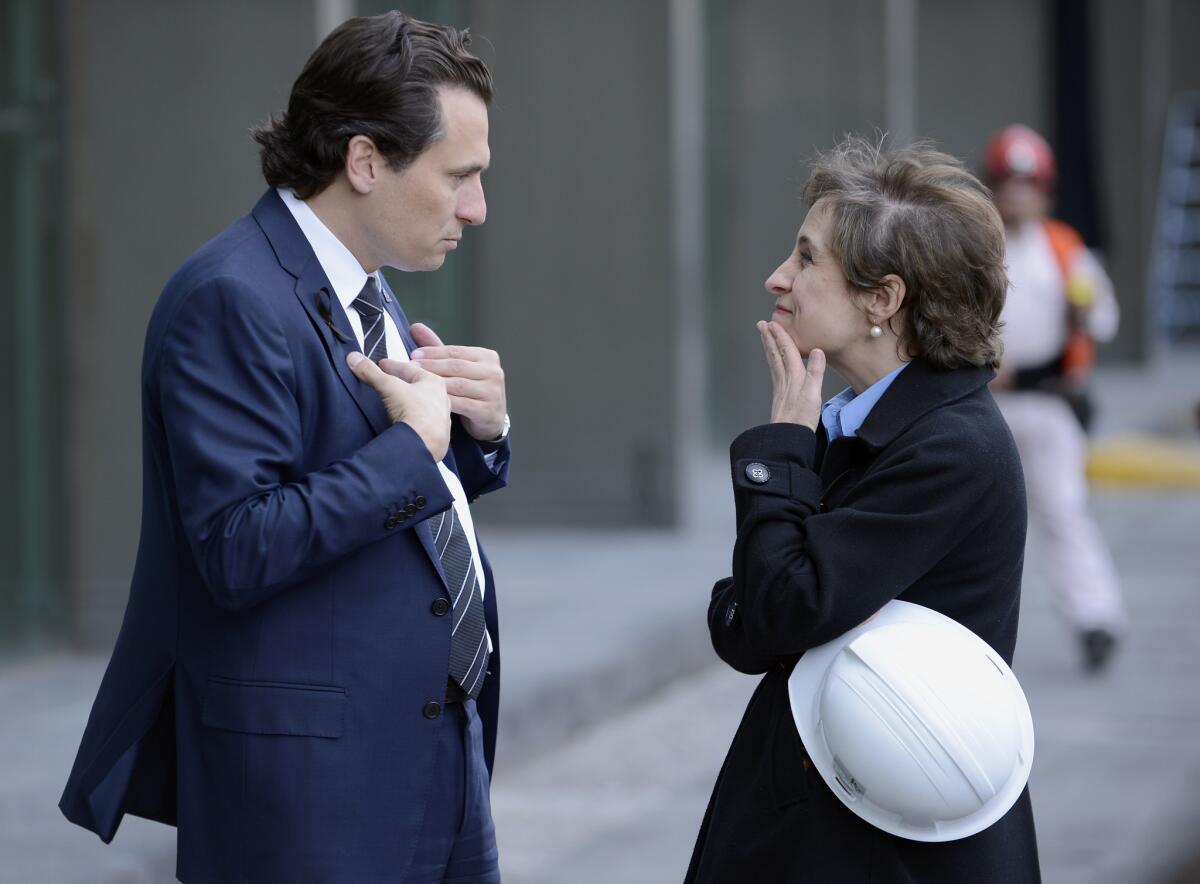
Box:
[278,188,491,611]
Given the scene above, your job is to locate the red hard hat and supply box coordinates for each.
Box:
[984,125,1056,190]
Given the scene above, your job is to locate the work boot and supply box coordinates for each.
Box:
[1081,628,1118,674]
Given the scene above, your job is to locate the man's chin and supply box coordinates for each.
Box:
[424,248,450,270]
[391,254,447,272]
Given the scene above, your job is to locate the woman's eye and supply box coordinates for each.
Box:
[798,251,813,266]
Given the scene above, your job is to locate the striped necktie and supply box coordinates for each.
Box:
[351,277,387,361]
[433,505,490,699]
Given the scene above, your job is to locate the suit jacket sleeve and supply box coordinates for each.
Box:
[709,421,1000,672]
[449,416,511,502]
[154,275,455,611]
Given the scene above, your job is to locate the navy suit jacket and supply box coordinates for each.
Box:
[60,190,510,883]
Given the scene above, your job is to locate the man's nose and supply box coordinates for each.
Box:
[458,181,486,226]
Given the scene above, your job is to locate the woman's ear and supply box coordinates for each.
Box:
[869,274,907,324]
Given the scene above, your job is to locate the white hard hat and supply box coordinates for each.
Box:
[787,600,1035,842]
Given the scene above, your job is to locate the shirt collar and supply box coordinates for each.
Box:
[821,362,909,442]
[277,187,380,312]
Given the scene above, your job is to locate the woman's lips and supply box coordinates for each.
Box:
[773,305,793,315]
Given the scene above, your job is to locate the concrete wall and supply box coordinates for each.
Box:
[53,0,1189,649]
[918,0,1049,164]
[61,0,679,647]
[706,0,889,441]
[463,0,678,527]
[64,0,316,646]
[707,0,1046,441]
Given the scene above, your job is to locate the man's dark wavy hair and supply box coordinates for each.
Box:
[252,11,493,199]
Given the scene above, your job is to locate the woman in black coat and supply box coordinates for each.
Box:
[685,138,1042,883]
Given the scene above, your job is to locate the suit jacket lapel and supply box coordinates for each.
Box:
[253,189,389,436]
[292,260,389,436]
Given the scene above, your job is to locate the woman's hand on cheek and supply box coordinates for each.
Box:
[758,320,825,431]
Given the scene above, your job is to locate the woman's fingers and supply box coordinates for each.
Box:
[806,347,826,389]
[758,321,783,387]
[768,322,807,379]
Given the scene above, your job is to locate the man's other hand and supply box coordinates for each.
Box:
[410,323,507,442]
[347,351,451,461]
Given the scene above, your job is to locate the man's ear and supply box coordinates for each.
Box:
[345,135,379,195]
[868,274,907,325]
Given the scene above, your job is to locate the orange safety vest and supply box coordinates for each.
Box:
[1042,218,1095,383]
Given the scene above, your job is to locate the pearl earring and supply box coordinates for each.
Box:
[869,324,883,338]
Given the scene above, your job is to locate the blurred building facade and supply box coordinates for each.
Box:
[2,0,1199,652]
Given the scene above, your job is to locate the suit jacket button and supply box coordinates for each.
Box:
[405,503,418,515]
[415,496,427,509]
[423,701,442,720]
[431,598,450,616]
[746,462,771,483]
[384,516,398,530]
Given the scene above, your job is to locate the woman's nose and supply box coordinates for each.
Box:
[765,264,792,295]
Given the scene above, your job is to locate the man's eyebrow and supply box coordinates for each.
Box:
[451,162,489,175]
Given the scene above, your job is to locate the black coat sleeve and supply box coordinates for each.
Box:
[709,420,1002,672]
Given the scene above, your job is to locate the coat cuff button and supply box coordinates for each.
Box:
[745,462,771,483]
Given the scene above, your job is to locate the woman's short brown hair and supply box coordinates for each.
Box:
[804,136,1008,369]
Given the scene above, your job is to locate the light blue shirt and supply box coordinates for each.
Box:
[821,363,909,442]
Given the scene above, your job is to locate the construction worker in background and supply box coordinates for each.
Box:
[985,124,1126,674]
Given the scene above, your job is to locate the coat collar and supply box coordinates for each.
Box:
[252,188,314,278]
[855,358,996,450]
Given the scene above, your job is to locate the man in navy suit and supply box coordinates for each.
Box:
[60,12,510,882]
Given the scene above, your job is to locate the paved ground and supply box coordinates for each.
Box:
[487,487,1200,884]
[2,347,1197,883]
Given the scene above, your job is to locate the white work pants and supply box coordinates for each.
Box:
[996,391,1126,631]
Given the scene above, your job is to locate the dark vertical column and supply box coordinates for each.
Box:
[1094,0,1162,361]
[1051,0,1105,249]
[0,0,66,652]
